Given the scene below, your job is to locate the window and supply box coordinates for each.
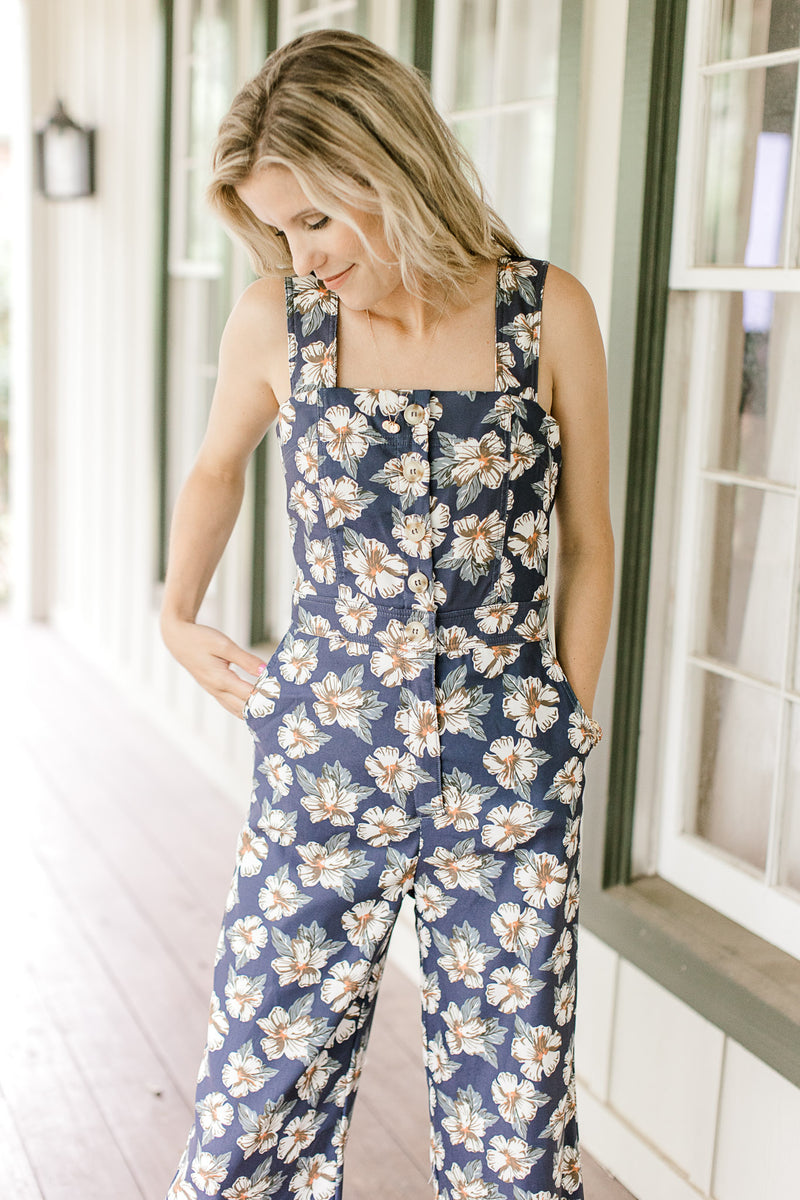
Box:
[158,0,266,597]
[431,0,563,257]
[644,0,800,958]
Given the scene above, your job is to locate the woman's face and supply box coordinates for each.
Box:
[237,164,400,307]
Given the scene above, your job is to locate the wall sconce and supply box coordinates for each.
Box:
[35,99,95,199]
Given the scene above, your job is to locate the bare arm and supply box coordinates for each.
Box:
[541,266,614,718]
[160,275,287,717]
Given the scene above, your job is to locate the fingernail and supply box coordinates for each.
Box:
[258,662,267,672]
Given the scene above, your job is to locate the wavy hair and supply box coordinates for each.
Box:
[207,29,523,293]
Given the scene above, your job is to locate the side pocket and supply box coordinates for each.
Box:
[243,633,288,725]
[540,633,603,752]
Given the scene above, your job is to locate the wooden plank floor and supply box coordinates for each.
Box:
[0,617,635,1200]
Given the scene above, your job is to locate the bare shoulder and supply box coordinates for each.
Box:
[219,274,290,395]
[541,265,603,354]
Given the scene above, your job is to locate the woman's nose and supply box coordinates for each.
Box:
[288,235,323,278]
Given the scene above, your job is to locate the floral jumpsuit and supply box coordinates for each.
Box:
[167,257,602,1200]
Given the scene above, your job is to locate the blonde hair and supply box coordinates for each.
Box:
[207,29,523,293]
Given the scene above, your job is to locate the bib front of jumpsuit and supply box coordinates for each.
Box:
[167,257,602,1200]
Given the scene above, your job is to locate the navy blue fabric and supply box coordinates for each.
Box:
[168,258,600,1200]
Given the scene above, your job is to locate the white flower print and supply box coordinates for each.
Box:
[277,1112,326,1164]
[433,921,500,988]
[277,705,331,760]
[414,876,457,922]
[342,530,408,598]
[436,625,479,658]
[310,666,386,743]
[221,1041,276,1098]
[296,760,372,826]
[490,1072,549,1135]
[568,708,602,753]
[509,425,541,479]
[542,927,573,979]
[378,849,417,900]
[395,690,440,757]
[279,634,319,685]
[356,804,416,846]
[197,1092,235,1143]
[269,922,346,991]
[318,474,376,526]
[258,865,311,922]
[554,975,576,1026]
[486,963,542,1014]
[475,600,518,634]
[288,481,319,532]
[371,452,430,506]
[470,641,522,679]
[235,825,270,876]
[364,745,426,800]
[257,753,293,798]
[554,1144,582,1194]
[392,509,431,557]
[191,1150,232,1196]
[508,509,549,573]
[483,736,549,800]
[287,1153,338,1200]
[511,1019,562,1081]
[296,1050,340,1105]
[486,1133,543,1182]
[224,969,265,1022]
[544,757,584,810]
[246,674,281,719]
[305,537,336,585]
[437,510,505,583]
[298,340,336,391]
[295,832,372,899]
[441,997,506,1064]
[489,902,552,966]
[481,800,551,852]
[294,431,319,483]
[514,850,568,909]
[370,618,429,687]
[320,959,371,1012]
[502,674,561,737]
[502,310,540,365]
[341,898,393,953]
[495,340,518,390]
[334,585,377,635]
[318,405,377,474]
[425,1033,462,1083]
[440,1084,497,1152]
[226,915,269,967]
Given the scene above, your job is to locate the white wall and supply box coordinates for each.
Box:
[24,0,255,795]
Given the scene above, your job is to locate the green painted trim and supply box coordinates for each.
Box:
[413,0,435,78]
[155,0,174,583]
[603,0,688,886]
[548,0,584,270]
[265,0,278,54]
[582,876,800,1090]
[249,1,280,646]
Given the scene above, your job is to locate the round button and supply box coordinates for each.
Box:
[406,517,426,538]
[404,403,426,426]
[408,571,428,592]
[406,621,427,640]
[402,458,425,482]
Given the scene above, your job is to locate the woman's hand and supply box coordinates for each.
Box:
[161,616,267,719]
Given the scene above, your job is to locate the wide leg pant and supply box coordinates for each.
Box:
[167,647,588,1200]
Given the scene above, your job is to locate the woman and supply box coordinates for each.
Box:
[161,28,613,1200]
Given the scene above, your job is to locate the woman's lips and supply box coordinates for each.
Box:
[321,265,354,289]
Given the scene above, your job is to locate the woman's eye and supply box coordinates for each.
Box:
[308,216,330,231]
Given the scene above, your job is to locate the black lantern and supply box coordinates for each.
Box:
[35,100,95,199]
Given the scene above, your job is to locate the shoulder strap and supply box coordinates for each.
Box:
[284,274,339,395]
[496,257,548,394]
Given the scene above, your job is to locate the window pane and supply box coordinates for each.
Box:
[495,103,555,255]
[690,668,779,872]
[782,704,800,892]
[708,292,800,485]
[698,64,796,266]
[450,0,499,110]
[713,0,800,61]
[498,0,560,102]
[697,482,793,684]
